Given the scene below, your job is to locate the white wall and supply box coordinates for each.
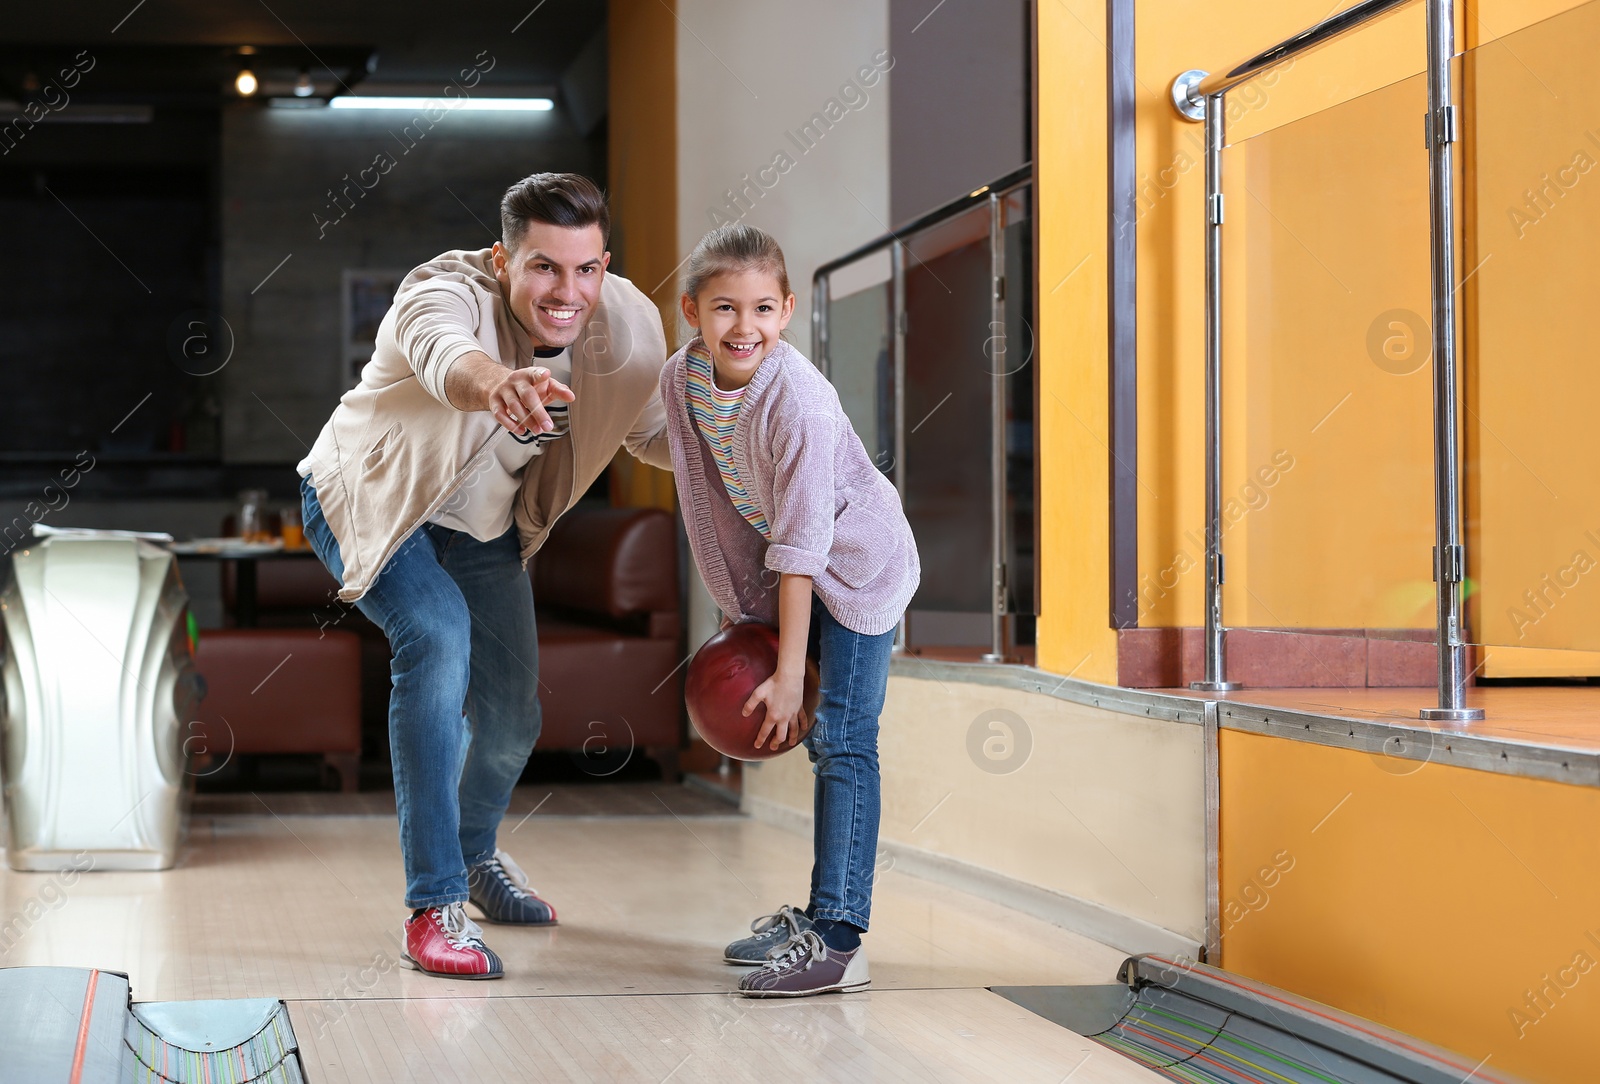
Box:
[674,0,892,349]
[674,0,893,645]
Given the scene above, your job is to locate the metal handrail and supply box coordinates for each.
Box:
[812,165,1033,663]
[1170,0,1482,720]
[1172,0,1413,111]
[811,164,1033,291]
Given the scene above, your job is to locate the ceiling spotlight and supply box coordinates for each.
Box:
[294,69,314,97]
[235,69,259,97]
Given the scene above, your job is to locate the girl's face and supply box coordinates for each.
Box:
[681,269,795,388]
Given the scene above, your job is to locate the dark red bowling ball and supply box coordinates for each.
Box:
[685,622,821,761]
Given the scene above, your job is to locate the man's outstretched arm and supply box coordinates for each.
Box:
[392,280,572,436]
[444,352,574,437]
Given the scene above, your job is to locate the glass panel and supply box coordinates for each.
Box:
[1002,187,1037,617]
[903,204,995,614]
[814,184,1037,640]
[1467,0,1600,655]
[1220,71,1437,635]
[825,278,893,475]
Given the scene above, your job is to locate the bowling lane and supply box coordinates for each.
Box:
[290,987,1161,1084]
[0,803,1128,1004]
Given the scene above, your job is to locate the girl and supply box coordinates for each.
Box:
[661,224,920,998]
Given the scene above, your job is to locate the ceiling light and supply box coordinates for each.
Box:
[235,69,259,97]
[326,96,553,112]
[294,70,314,97]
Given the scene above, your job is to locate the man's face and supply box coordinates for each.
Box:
[492,222,609,350]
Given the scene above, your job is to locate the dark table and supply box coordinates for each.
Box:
[168,541,321,627]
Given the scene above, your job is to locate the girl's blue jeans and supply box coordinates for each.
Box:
[803,593,895,931]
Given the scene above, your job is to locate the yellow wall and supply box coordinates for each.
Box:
[1464,1,1600,664]
[1219,728,1600,1084]
[1131,2,1428,633]
[1037,0,1433,670]
[1036,0,1600,670]
[1036,0,1118,682]
[607,0,679,511]
[1467,0,1594,39]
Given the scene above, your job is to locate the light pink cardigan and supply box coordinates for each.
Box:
[660,338,920,636]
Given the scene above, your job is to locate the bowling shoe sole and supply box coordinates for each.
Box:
[739,976,871,998]
[738,948,871,998]
[399,953,505,980]
[469,905,560,927]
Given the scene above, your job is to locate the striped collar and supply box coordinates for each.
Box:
[682,335,790,401]
[685,340,748,401]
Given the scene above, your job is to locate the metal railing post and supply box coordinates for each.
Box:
[983,192,1015,663]
[891,242,909,655]
[1171,0,1432,696]
[813,274,830,379]
[1420,0,1483,722]
[1192,91,1240,693]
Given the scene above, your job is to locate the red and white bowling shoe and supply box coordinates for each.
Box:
[401,902,504,980]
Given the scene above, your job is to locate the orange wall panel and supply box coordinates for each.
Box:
[1035,0,1118,682]
[607,0,679,511]
[1220,728,1600,1084]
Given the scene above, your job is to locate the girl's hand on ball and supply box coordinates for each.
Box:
[747,670,806,750]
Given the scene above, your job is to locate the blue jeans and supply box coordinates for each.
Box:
[301,477,541,909]
[803,594,895,931]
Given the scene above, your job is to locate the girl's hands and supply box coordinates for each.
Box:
[746,666,811,751]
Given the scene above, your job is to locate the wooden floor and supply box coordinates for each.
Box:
[192,781,740,818]
[0,793,1159,1083]
[1172,683,1600,753]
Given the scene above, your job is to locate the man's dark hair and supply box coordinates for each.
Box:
[500,172,610,249]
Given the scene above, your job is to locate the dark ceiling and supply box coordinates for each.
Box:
[0,1,608,102]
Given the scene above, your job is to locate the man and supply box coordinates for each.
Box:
[297,173,671,979]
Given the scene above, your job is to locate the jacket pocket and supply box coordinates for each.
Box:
[361,423,403,475]
[827,501,894,589]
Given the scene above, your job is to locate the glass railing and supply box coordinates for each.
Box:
[813,169,1034,658]
[1464,0,1600,659]
[1170,0,1600,711]
[1220,69,1436,636]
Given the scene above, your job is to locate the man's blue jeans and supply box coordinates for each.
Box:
[301,476,540,909]
[804,594,895,931]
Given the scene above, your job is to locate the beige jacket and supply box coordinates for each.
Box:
[297,248,672,602]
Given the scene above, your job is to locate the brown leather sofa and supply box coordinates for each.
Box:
[192,628,363,790]
[529,506,687,780]
[205,502,686,782]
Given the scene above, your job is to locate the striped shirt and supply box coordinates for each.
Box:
[428,348,570,540]
[685,342,771,539]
